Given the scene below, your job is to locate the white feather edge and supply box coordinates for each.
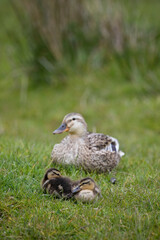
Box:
[119,151,125,157]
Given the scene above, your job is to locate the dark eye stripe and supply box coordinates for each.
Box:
[80,181,90,186]
[52,171,60,176]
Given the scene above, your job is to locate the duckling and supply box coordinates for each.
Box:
[51,113,125,173]
[72,177,101,202]
[41,168,61,186]
[42,168,78,199]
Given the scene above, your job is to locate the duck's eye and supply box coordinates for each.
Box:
[72,118,76,121]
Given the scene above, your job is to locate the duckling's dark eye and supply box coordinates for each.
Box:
[72,118,76,121]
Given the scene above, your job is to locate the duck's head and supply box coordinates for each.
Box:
[53,113,87,137]
[44,168,61,181]
[72,177,95,193]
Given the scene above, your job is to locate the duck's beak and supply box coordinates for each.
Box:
[53,123,69,134]
[72,185,81,194]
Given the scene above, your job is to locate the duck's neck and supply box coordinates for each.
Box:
[69,128,87,138]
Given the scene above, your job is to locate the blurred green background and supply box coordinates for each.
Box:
[0,0,160,142]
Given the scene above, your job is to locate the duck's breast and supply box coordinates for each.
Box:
[52,136,84,164]
[75,190,95,202]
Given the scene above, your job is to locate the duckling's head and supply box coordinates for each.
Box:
[44,168,61,181]
[72,177,95,193]
[53,113,87,137]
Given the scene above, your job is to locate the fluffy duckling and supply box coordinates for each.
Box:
[41,168,61,186]
[72,177,101,202]
[51,113,124,173]
[42,168,77,199]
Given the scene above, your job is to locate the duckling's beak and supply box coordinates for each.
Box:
[53,123,69,134]
[72,185,81,194]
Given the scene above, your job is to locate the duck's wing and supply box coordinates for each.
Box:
[87,133,119,152]
[42,179,61,197]
[42,178,72,198]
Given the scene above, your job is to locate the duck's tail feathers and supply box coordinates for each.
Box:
[119,151,125,157]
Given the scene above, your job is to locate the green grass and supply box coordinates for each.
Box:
[0,135,159,240]
[0,75,160,239]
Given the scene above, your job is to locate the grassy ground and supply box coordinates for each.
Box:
[0,1,160,239]
[0,72,160,239]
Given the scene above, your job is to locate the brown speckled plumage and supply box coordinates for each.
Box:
[51,113,124,173]
[41,168,79,198]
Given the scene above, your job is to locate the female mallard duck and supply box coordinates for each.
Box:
[72,177,101,202]
[42,168,79,198]
[51,113,124,173]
